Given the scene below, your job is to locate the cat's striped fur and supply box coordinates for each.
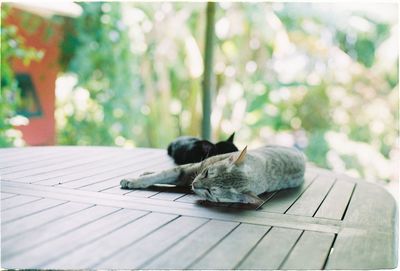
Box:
[121,145,306,205]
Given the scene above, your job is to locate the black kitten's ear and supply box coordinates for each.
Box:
[226,132,235,142]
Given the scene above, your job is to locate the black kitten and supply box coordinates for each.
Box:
[167,133,238,165]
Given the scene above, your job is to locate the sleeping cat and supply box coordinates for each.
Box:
[121,145,306,205]
[167,133,238,165]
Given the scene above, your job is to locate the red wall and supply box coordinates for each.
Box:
[6,8,61,146]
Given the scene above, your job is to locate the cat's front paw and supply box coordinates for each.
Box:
[120,178,149,189]
[120,178,133,189]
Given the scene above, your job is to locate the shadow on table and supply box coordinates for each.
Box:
[128,184,303,212]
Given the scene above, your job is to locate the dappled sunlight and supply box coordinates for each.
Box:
[185,36,204,78]
[325,132,394,181]
[2,2,398,187]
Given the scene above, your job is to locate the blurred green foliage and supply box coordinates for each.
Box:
[58,2,144,146]
[0,6,43,147]
[2,3,398,184]
[57,2,398,182]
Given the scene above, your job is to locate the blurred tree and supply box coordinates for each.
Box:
[57,3,399,183]
[201,2,216,140]
[0,6,43,147]
[58,2,145,146]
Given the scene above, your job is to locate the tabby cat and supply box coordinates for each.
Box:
[121,145,306,205]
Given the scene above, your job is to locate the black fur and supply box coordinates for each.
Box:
[167,133,238,165]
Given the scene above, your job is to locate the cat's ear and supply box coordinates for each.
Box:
[239,191,264,206]
[234,146,247,165]
[226,132,235,142]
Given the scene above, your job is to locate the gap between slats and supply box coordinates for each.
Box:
[1,180,343,234]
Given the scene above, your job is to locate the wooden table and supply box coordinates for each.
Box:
[1,146,397,269]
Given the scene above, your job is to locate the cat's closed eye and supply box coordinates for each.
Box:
[204,169,209,178]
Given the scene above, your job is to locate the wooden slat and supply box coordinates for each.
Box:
[1,180,342,233]
[3,208,147,269]
[237,227,302,269]
[2,202,91,241]
[1,194,42,211]
[261,172,316,213]
[0,147,132,170]
[0,146,66,158]
[0,147,32,160]
[281,231,335,269]
[176,193,203,203]
[1,198,66,224]
[58,153,170,189]
[0,147,397,270]
[1,192,18,200]
[100,186,130,195]
[2,205,118,259]
[144,220,238,269]
[286,174,335,216]
[1,150,104,175]
[79,179,131,192]
[190,223,269,269]
[11,149,152,182]
[150,191,185,201]
[14,151,125,183]
[0,151,66,169]
[44,212,177,269]
[97,216,208,269]
[326,182,398,269]
[0,148,62,166]
[79,160,175,192]
[126,189,160,198]
[31,150,147,185]
[315,180,355,220]
[1,149,110,178]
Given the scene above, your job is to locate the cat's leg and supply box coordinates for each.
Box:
[120,167,181,189]
[120,153,232,190]
[120,162,201,189]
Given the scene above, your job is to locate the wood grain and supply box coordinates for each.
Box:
[325,182,398,269]
[1,198,66,224]
[190,223,269,269]
[1,194,41,211]
[42,212,176,269]
[97,216,208,269]
[314,180,355,220]
[2,201,91,241]
[144,220,238,269]
[237,227,303,269]
[1,180,342,233]
[1,147,397,270]
[2,205,119,259]
[261,171,316,213]
[4,208,146,269]
[280,231,335,269]
[286,174,335,216]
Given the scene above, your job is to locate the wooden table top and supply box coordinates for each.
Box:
[0,146,398,269]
